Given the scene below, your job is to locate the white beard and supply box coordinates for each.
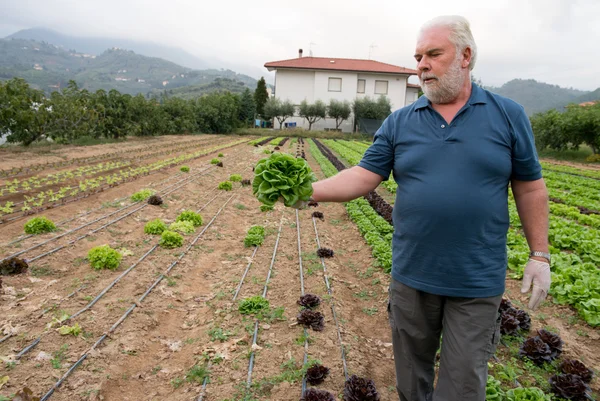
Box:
[420,57,466,104]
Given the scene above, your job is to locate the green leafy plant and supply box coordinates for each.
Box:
[176,210,203,226]
[218,181,233,191]
[131,188,155,202]
[24,216,56,234]
[218,153,224,157]
[169,220,195,235]
[144,219,167,235]
[58,323,82,336]
[244,225,266,247]
[159,231,183,248]
[180,165,190,173]
[504,386,551,400]
[486,375,505,400]
[260,204,273,212]
[186,364,210,384]
[210,158,220,164]
[88,245,122,270]
[238,296,270,315]
[252,153,316,207]
[263,149,272,154]
[229,174,242,182]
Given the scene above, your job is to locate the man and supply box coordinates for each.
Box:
[303,15,550,401]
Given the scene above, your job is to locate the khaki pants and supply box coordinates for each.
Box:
[388,278,502,401]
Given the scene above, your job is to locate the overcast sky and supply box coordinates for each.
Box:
[1,0,599,91]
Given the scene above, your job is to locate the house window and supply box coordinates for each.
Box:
[328,77,342,92]
[375,80,388,95]
[357,79,365,93]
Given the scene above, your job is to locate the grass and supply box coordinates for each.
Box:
[538,145,599,164]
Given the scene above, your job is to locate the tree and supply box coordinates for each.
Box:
[239,88,256,127]
[0,78,47,145]
[531,103,600,155]
[263,98,295,129]
[327,99,352,130]
[254,77,269,118]
[298,100,327,130]
[196,92,241,133]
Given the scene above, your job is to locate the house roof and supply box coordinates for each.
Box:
[265,56,417,75]
[579,101,599,106]
[407,83,421,89]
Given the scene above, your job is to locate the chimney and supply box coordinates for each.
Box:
[299,48,303,58]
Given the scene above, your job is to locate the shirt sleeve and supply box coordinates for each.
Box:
[357,116,395,179]
[511,106,542,181]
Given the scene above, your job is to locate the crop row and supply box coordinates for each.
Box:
[308,139,394,273]
[326,140,398,194]
[0,136,213,178]
[0,160,131,196]
[541,161,600,180]
[0,138,248,218]
[508,203,600,326]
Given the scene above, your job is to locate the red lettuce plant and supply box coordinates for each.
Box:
[316,248,334,258]
[537,329,563,359]
[298,294,321,309]
[519,336,553,365]
[559,359,593,383]
[305,364,330,385]
[301,388,336,401]
[549,373,590,401]
[343,375,380,401]
[297,310,325,331]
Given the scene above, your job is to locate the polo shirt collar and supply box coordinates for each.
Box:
[413,83,487,110]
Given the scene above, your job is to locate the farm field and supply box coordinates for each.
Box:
[0,135,598,401]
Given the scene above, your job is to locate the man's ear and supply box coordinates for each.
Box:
[462,47,472,69]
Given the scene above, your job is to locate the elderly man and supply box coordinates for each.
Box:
[303,15,550,401]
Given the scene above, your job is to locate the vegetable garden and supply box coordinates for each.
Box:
[0,135,598,400]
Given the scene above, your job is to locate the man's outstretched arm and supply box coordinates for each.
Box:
[312,166,384,203]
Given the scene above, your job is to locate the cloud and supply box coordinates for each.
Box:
[1,0,599,90]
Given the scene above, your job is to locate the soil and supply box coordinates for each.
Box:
[0,136,597,401]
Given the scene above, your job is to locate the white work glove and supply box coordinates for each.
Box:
[520,258,551,310]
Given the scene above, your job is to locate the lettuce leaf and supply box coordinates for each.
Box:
[252,153,316,207]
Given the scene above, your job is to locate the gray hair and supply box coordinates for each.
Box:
[420,15,477,71]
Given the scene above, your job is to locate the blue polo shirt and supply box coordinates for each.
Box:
[358,84,542,297]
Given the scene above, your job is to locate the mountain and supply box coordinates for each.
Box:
[486,79,592,115]
[7,28,208,70]
[0,37,258,96]
[573,88,600,104]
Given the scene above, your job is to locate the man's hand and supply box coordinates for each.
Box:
[520,258,551,310]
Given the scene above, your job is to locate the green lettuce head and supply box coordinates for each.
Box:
[252,152,317,207]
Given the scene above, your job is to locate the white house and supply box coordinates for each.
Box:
[264,50,418,132]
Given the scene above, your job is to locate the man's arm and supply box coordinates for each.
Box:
[312,166,384,202]
[511,178,549,258]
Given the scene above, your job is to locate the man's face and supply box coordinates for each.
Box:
[414,26,467,104]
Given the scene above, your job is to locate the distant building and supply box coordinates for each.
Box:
[33,64,43,71]
[162,80,169,86]
[265,50,418,132]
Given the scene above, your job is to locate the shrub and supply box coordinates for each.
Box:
[169,220,195,235]
[218,153,224,157]
[144,219,167,235]
[210,158,220,164]
[176,210,203,227]
[131,189,155,202]
[229,174,242,182]
[180,166,190,173]
[218,181,233,191]
[88,245,122,270]
[24,216,56,234]
[159,231,184,248]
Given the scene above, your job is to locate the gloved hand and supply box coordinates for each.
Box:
[520,258,551,310]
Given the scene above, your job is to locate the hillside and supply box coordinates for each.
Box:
[486,79,592,115]
[0,37,258,96]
